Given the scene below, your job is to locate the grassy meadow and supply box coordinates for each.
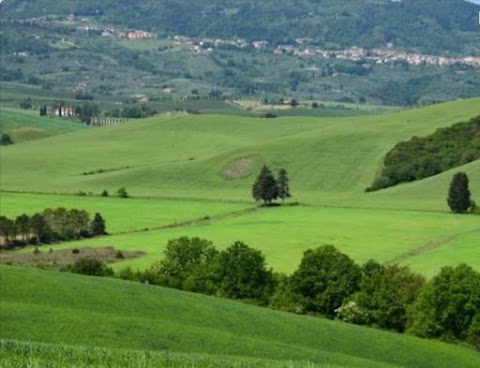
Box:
[1,97,480,366]
[0,107,88,142]
[1,98,479,276]
[14,201,474,276]
[1,97,479,207]
[0,192,251,234]
[1,265,479,368]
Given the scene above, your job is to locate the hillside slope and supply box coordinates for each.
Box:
[0,108,88,143]
[1,265,479,367]
[2,0,479,54]
[1,98,479,210]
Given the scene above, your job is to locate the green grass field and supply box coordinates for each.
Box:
[1,98,480,366]
[1,265,479,368]
[1,98,478,207]
[0,192,251,234]
[1,98,479,276]
[15,201,474,276]
[0,107,88,142]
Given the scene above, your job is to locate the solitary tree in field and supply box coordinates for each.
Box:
[447,172,472,213]
[91,213,107,236]
[252,165,278,205]
[277,168,291,204]
[117,187,129,198]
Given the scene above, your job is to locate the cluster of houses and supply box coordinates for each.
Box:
[76,25,157,40]
[273,44,480,68]
[172,35,268,54]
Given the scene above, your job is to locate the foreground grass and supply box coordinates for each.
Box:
[1,266,479,368]
[0,340,330,368]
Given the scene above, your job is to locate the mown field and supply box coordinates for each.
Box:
[1,265,479,368]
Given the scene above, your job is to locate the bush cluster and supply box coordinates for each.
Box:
[368,116,480,191]
[120,238,480,349]
[0,208,106,248]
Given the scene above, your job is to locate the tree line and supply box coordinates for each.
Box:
[113,237,479,350]
[0,208,106,248]
[368,116,480,192]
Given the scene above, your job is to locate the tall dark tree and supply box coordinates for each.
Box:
[277,168,291,203]
[91,213,107,236]
[0,216,16,246]
[447,172,472,213]
[252,165,278,205]
[15,214,31,243]
[30,213,51,244]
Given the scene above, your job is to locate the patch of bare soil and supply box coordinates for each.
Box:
[0,246,145,269]
[222,157,256,180]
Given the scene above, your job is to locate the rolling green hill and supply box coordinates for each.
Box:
[1,265,479,368]
[1,97,478,208]
[1,99,479,276]
[0,107,88,143]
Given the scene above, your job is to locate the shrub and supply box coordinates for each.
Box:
[68,258,114,277]
[117,187,129,198]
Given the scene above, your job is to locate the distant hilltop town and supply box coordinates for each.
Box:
[8,13,480,69]
[273,44,480,68]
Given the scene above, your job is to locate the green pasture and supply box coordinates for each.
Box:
[0,107,88,142]
[1,266,478,368]
[0,192,251,234]
[1,98,478,209]
[20,202,476,276]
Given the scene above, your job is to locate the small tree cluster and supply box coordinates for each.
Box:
[252,165,291,205]
[129,237,275,305]
[0,209,106,248]
[39,105,48,116]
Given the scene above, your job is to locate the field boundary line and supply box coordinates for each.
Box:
[115,206,260,236]
[388,227,480,264]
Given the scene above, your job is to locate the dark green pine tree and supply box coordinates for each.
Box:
[252,165,278,205]
[277,168,291,204]
[447,172,472,213]
[91,213,107,236]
